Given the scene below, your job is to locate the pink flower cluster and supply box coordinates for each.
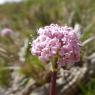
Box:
[0,28,13,37]
[31,24,80,66]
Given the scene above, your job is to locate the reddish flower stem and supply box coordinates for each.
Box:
[50,70,57,95]
[49,62,57,95]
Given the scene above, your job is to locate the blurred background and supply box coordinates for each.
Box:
[0,0,95,95]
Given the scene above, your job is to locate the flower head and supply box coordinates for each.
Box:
[0,28,13,37]
[31,24,80,66]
